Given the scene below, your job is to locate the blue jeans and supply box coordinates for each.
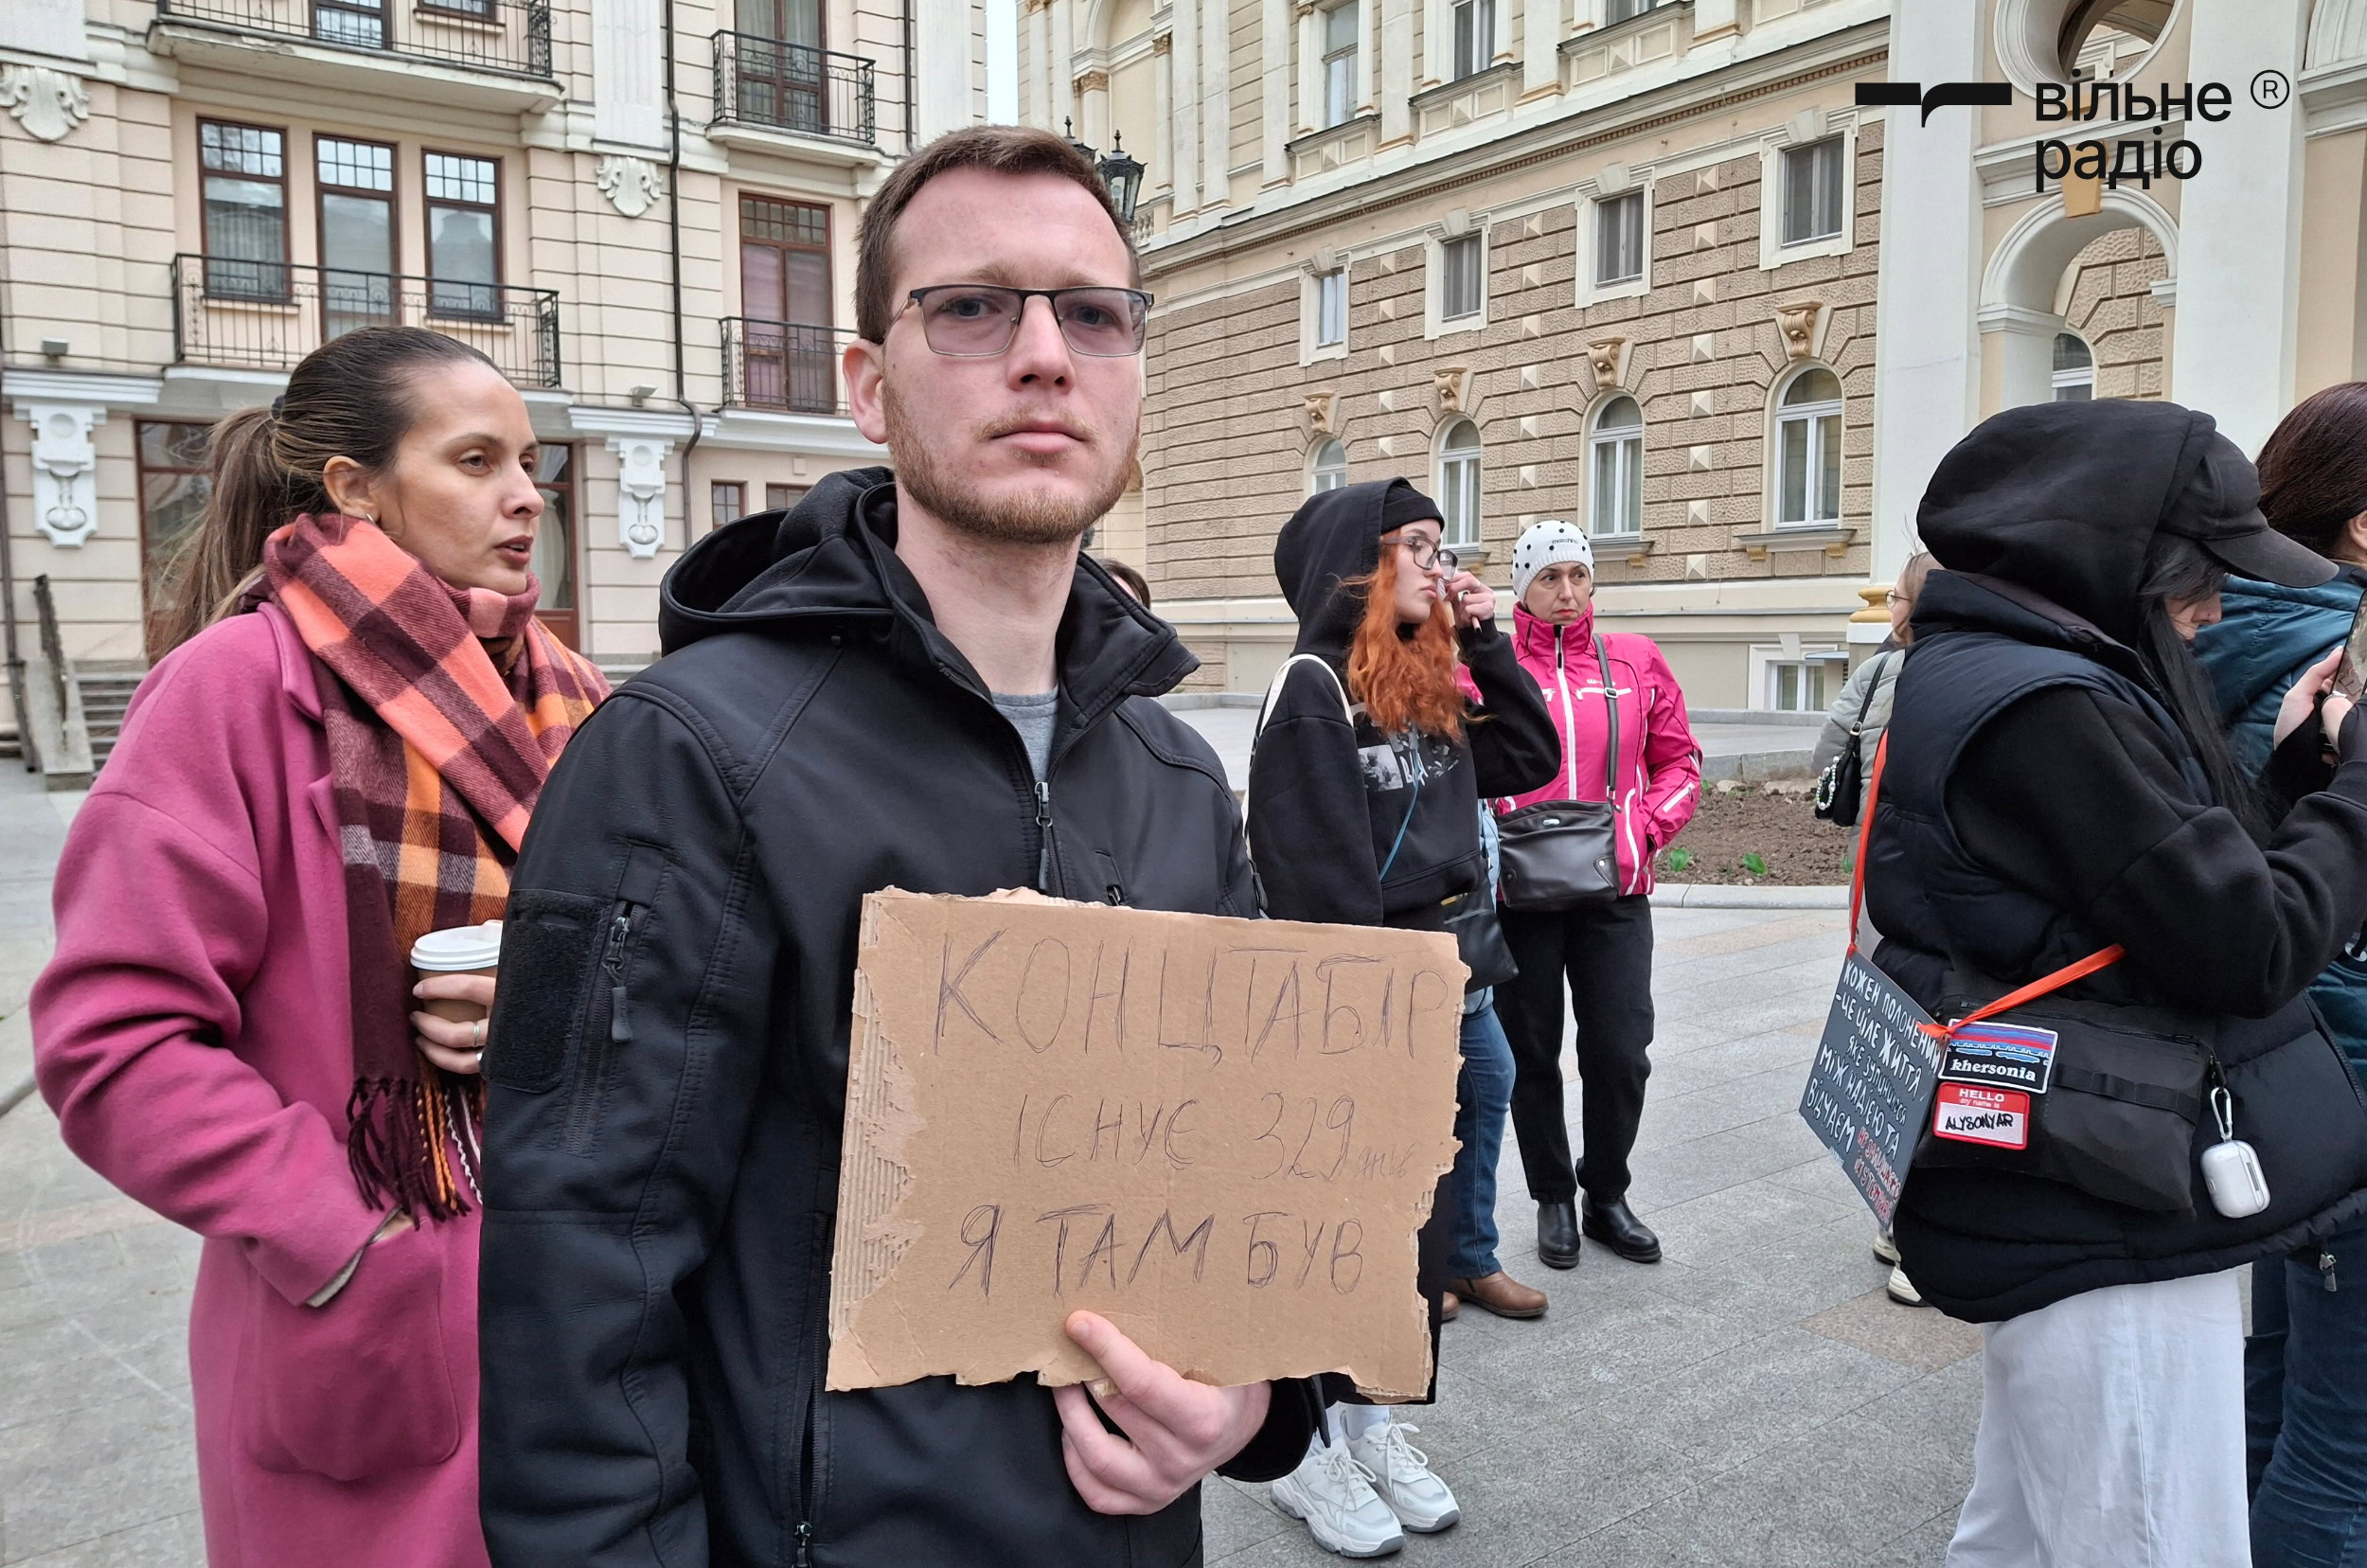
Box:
[1448,1001,1513,1279]
[2250,1221,2367,1566]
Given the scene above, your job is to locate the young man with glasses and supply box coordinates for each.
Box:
[475,127,1322,1567]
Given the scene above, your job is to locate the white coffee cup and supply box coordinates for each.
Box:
[410,919,503,1024]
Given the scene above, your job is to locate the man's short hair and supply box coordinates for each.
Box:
[854,124,1142,345]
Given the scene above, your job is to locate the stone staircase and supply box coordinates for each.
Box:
[78,669,144,770]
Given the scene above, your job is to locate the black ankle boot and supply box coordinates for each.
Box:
[1580,1195,1662,1263]
[1537,1202,1581,1270]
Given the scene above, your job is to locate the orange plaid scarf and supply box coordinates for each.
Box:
[265,512,607,1220]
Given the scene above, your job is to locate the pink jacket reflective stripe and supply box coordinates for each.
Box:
[1473,603,1703,896]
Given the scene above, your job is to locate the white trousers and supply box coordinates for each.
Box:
[1948,1271,2251,1568]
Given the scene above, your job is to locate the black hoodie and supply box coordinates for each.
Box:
[478,470,1321,1567]
[1866,404,2367,1321]
[1246,480,1557,929]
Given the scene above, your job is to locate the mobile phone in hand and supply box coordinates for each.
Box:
[2340,597,2367,703]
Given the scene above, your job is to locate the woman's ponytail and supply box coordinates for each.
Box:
[146,326,499,662]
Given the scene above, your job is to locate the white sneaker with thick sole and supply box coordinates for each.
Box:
[1347,1420,1461,1534]
[1271,1441,1406,1559]
[1872,1229,1901,1267]
[1886,1263,1929,1307]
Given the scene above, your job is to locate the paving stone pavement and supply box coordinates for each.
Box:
[0,757,1975,1566]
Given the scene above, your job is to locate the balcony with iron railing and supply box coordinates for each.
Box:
[708,33,879,152]
[150,0,559,109]
[721,317,851,416]
[171,255,563,388]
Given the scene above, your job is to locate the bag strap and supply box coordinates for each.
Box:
[1845,731,2124,1036]
[1248,653,1354,817]
[1594,633,1620,804]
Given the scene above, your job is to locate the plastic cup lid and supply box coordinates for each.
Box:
[410,919,504,971]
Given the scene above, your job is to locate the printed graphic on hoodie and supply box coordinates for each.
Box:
[1357,724,1465,793]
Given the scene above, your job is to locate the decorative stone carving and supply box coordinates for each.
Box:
[1,66,91,144]
[1305,390,1335,434]
[1433,366,1469,412]
[596,155,664,219]
[606,437,672,558]
[1584,336,1627,390]
[22,403,103,547]
[1774,299,1824,361]
[1152,30,1171,53]
[1077,68,1111,94]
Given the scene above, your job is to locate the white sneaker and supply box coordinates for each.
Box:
[1270,1440,1405,1559]
[1872,1229,1900,1267]
[1886,1263,1930,1307]
[1347,1419,1461,1534]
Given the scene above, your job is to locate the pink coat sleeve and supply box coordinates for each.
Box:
[1636,639,1702,847]
[31,639,385,1306]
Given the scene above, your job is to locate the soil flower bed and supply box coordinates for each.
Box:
[1652,779,1855,887]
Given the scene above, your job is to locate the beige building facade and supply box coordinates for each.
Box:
[0,0,989,710]
[1024,0,2367,708]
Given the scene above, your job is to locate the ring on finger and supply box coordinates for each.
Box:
[472,1017,486,1052]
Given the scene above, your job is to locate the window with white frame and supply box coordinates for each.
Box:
[1450,0,1494,80]
[1774,366,1843,528]
[2053,332,2095,401]
[1316,269,1347,347]
[1439,233,1484,323]
[1590,396,1644,538]
[1781,136,1845,246]
[1607,0,1663,20]
[1437,420,1482,547]
[1322,3,1359,128]
[1595,190,1645,287]
[1310,438,1348,493]
[1766,652,1846,712]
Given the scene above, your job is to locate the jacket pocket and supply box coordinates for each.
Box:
[486,888,608,1095]
[237,1225,461,1480]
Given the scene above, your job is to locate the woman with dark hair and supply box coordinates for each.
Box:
[1867,399,2367,1563]
[31,327,606,1567]
[1247,476,1557,1559]
[1098,556,1151,607]
[2196,381,2367,1567]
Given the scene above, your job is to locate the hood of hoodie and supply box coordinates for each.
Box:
[657,464,1198,709]
[1273,478,1431,660]
[1916,399,2242,648]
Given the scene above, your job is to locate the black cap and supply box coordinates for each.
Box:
[1380,484,1445,534]
[2161,425,2338,589]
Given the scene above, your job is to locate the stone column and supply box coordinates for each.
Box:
[1379,0,1414,145]
[1028,0,1054,125]
[1201,0,1230,210]
[1263,0,1294,182]
[915,0,979,141]
[1172,0,1202,208]
[1420,0,1447,87]
[1078,67,1110,147]
[1051,0,1076,131]
[1866,0,1981,582]
[1295,0,1323,135]
[592,0,666,148]
[2171,0,2309,454]
[1521,0,1556,96]
[1152,32,1176,197]
[1355,0,1377,113]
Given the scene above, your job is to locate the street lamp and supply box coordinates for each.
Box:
[1062,118,1148,225]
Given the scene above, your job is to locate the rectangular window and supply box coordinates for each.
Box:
[1322,3,1358,127]
[767,482,805,510]
[1315,270,1347,348]
[737,0,828,134]
[740,195,836,412]
[1439,233,1483,322]
[1781,136,1845,246]
[1778,413,1842,525]
[1607,0,1657,20]
[712,481,746,530]
[1450,0,1493,80]
[1769,660,1830,713]
[317,136,396,340]
[200,120,288,302]
[1595,190,1644,286]
[136,420,214,640]
[424,151,502,320]
[1592,436,1642,536]
[313,0,387,48]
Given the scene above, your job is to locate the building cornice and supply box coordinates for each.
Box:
[2,368,163,407]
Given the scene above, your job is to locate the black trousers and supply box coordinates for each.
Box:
[1496,894,1656,1204]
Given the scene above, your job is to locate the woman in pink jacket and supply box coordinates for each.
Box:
[1492,520,1700,1273]
[30,327,604,1567]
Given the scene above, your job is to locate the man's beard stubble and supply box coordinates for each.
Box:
[883,379,1136,547]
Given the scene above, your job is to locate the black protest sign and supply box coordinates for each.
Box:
[1798,951,1945,1225]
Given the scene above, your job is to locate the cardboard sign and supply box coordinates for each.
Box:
[1933,1082,2031,1149]
[1939,1021,2057,1096]
[827,890,1467,1401]
[1798,950,1946,1226]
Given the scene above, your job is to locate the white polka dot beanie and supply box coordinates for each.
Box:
[1511,519,1593,601]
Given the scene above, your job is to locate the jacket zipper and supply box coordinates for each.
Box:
[564,902,640,1153]
[1553,628,1578,799]
[1035,778,1058,893]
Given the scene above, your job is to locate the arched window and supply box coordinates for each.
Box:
[1309,437,1348,493]
[1589,395,1643,538]
[1435,419,1482,547]
[2053,332,2094,401]
[1774,365,1842,527]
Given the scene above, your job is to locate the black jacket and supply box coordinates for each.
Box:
[478,470,1321,1567]
[1868,408,2367,1321]
[1247,480,1558,927]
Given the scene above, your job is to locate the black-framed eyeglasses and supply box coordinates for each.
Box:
[900,285,1155,358]
[1381,533,1458,575]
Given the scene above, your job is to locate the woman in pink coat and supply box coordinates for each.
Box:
[31,327,605,1566]
[1490,520,1700,1274]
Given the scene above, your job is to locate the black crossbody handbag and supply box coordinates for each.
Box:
[1497,634,1622,911]
[1814,650,1894,828]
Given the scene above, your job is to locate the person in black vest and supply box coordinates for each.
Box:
[1867,399,2367,1563]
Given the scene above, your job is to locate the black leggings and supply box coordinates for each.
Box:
[1495,894,1656,1204]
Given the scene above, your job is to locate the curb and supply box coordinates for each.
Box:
[0,1071,34,1121]
[1649,883,1848,910]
